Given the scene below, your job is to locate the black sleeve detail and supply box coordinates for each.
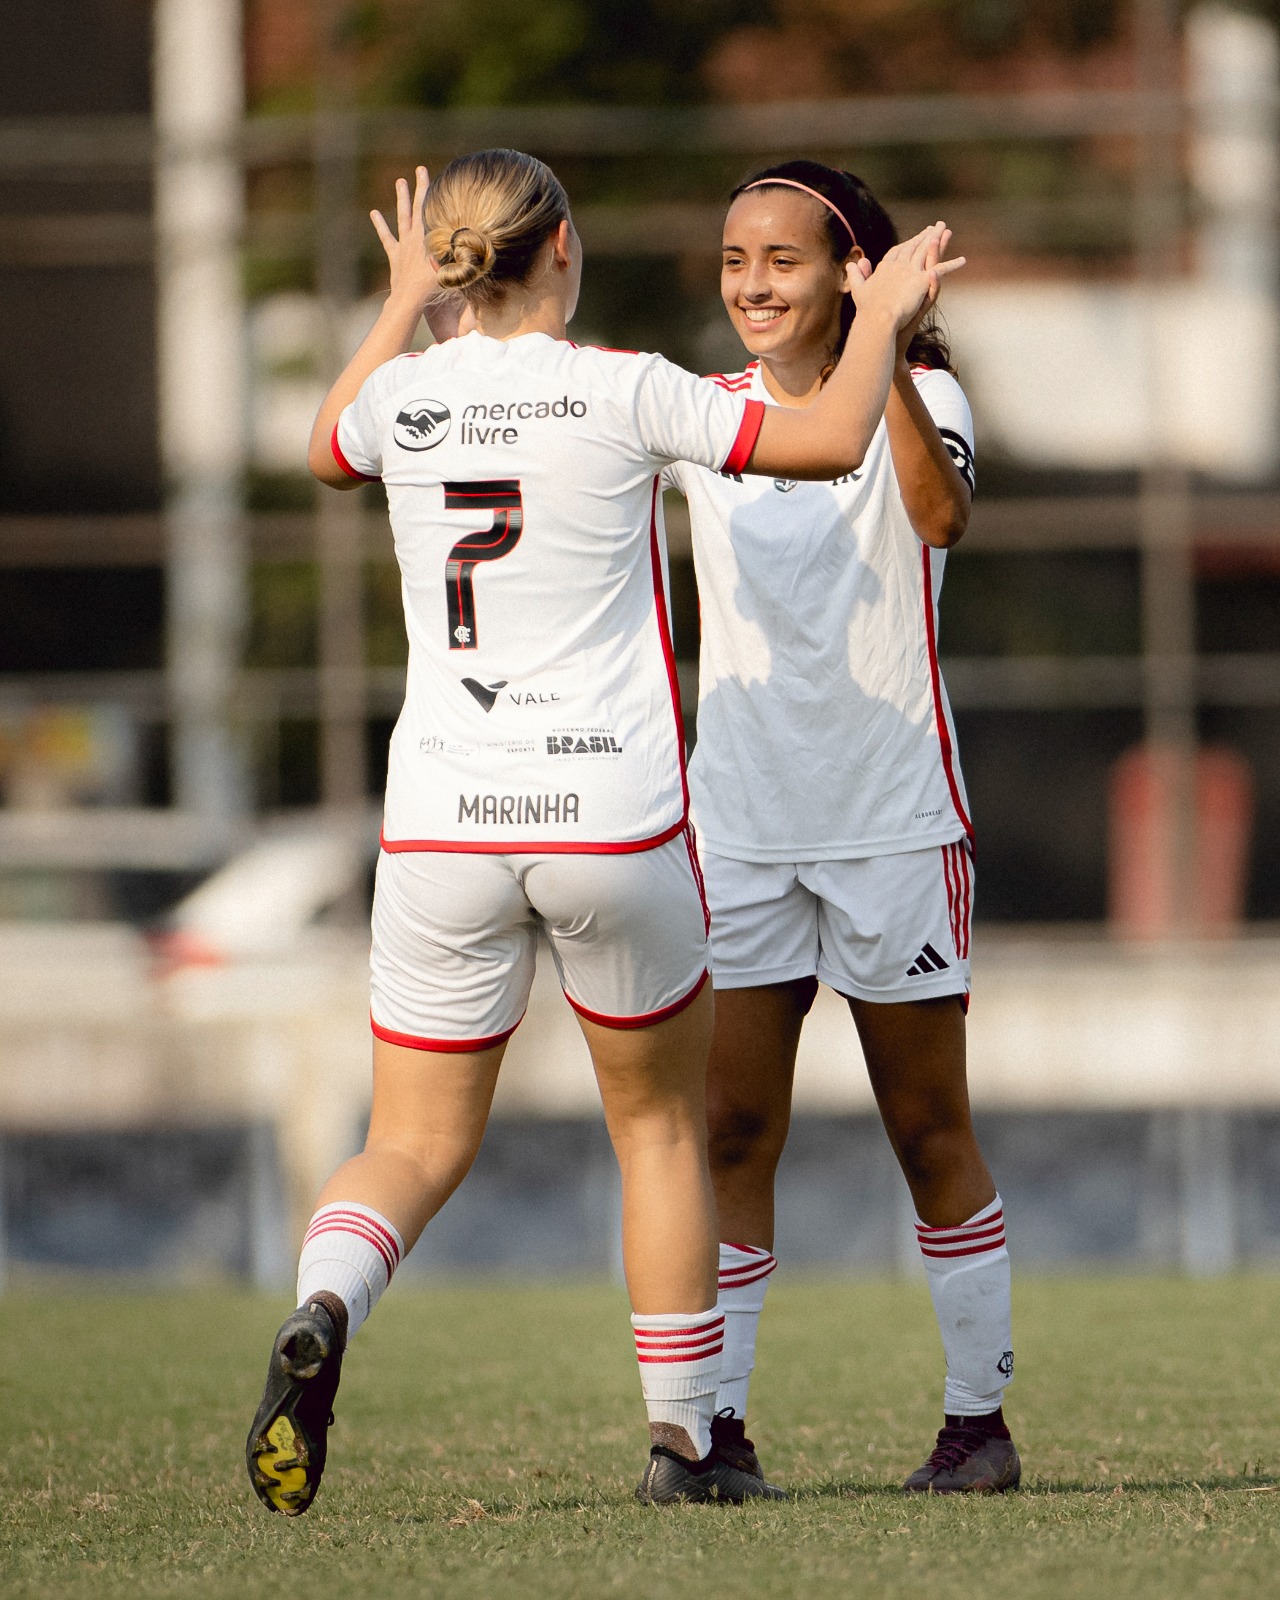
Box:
[937,427,976,493]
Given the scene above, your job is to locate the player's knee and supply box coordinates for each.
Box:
[707,1105,784,1173]
[893,1120,974,1189]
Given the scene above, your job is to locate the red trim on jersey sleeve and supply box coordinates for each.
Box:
[721,399,765,475]
[370,1012,523,1053]
[564,967,708,1031]
[921,546,974,842]
[331,423,380,482]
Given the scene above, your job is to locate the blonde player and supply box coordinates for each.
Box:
[242,150,962,1512]
[665,160,1017,1494]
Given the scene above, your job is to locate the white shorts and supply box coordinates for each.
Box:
[701,840,973,1004]
[370,826,711,1050]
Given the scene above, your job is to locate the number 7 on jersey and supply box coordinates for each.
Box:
[442,480,524,649]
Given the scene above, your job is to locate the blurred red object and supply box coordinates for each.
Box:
[1108,745,1255,938]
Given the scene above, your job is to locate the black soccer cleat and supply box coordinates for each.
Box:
[708,1409,787,1496]
[635,1444,787,1505]
[246,1291,348,1516]
[902,1420,1021,1494]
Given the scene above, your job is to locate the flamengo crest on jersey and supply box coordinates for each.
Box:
[334,331,763,852]
[665,361,975,863]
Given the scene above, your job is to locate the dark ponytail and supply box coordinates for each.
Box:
[729,159,954,375]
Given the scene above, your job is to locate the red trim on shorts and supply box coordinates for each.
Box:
[721,399,765,474]
[957,841,972,957]
[682,822,711,936]
[942,840,972,962]
[564,966,708,1031]
[921,546,974,842]
[331,423,380,482]
[370,1012,522,1053]
[379,816,687,856]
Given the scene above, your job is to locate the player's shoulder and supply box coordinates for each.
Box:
[567,341,651,368]
[371,345,437,391]
[910,362,967,400]
[702,360,759,393]
[561,341,667,389]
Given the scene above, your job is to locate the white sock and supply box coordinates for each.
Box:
[631,1309,724,1460]
[296,1202,404,1339]
[714,1242,777,1418]
[916,1195,1014,1416]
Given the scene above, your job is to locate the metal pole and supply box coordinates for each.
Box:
[314,8,368,817]
[1135,0,1197,933]
[154,0,249,830]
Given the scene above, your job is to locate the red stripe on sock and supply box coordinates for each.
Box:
[312,1207,402,1264]
[718,1263,777,1290]
[919,1235,1006,1260]
[722,1242,772,1257]
[634,1328,725,1353]
[916,1211,1002,1240]
[633,1315,723,1341]
[303,1222,396,1280]
[303,1214,400,1262]
[303,1219,397,1278]
[636,1343,724,1364]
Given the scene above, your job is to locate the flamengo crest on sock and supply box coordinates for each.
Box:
[632,1309,725,1460]
[915,1195,1014,1417]
[714,1242,777,1419]
[296,1202,404,1339]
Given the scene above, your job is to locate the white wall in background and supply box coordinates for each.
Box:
[946,4,1279,481]
[945,281,1278,478]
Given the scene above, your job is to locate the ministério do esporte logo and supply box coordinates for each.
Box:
[394,398,451,450]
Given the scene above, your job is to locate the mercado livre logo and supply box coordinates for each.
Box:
[394,398,451,450]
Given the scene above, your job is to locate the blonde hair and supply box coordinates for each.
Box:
[426,149,571,307]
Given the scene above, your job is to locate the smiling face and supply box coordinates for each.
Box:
[720,189,858,371]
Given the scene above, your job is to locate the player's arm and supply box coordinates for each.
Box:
[308,166,450,489]
[743,224,964,482]
[885,360,972,548]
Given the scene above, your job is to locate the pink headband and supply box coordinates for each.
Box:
[742,178,858,249]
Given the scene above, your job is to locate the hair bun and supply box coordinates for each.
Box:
[435,225,496,291]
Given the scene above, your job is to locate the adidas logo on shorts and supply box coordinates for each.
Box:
[905,942,950,977]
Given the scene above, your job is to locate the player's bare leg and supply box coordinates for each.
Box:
[314,1035,507,1243]
[580,985,782,1503]
[705,980,813,1248]
[247,1037,506,1515]
[702,979,812,1481]
[848,993,1018,1493]
[579,986,717,1316]
[847,994,992,1226]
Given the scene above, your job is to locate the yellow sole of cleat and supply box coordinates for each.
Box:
[253,1415,311,1514]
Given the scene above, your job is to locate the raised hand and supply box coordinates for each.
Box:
[369,165,468,343]
[370,166,437,307]
[846,222,965,335]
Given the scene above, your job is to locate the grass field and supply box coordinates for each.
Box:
[3,1275,1279,1599]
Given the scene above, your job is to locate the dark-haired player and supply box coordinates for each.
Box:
[666,160,1018,1494]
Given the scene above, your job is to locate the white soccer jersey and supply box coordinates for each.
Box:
[334,331,763,852]
[666,362,975,863]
